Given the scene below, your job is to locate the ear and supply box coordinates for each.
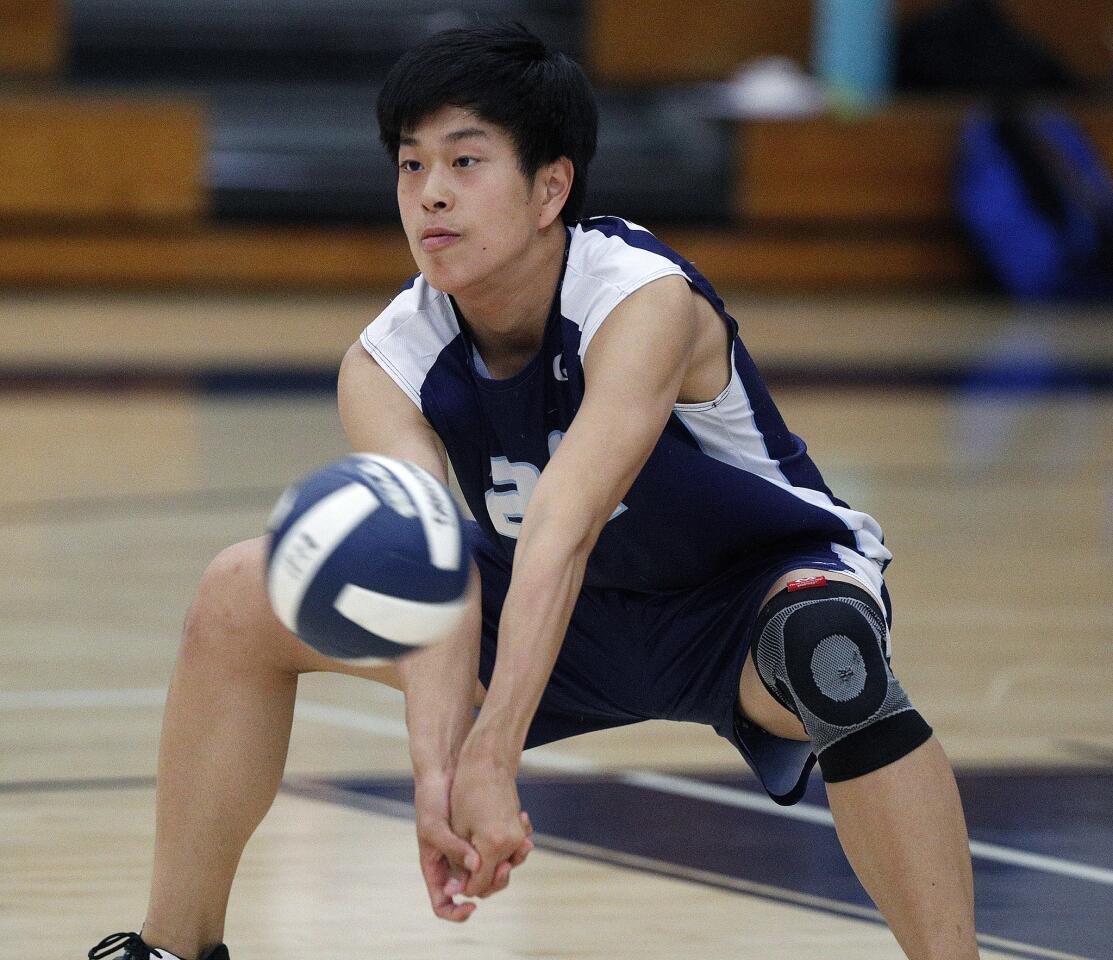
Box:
[536,156,574,229]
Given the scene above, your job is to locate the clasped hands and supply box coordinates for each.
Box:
[415,750,533,922]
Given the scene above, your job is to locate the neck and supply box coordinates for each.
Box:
[452,223,566,362]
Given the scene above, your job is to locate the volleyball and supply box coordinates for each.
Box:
[265,454,471,663]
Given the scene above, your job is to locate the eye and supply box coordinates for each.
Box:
[399,159,422,173]
[454,156,479,168]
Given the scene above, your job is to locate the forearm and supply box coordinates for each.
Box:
[466,540,588,767]
[397,568,482,779]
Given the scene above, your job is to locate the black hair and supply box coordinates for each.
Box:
[377,23,597,225]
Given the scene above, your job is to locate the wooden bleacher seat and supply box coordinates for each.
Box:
[0,0,1107,293]
[587,0,810,85]
[0,0,63,76]
[0,224,973,292]
[0,226,414,289]
[740,101,963,225]
[589,0,1111,289]
[588,0,1112,86]
[8,93,1105,291]
[0,94,205,222]
[738,99,1113,225]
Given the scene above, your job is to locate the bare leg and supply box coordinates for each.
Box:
[738,568,978,960]
[827,738,977,960]
[141,537,402,959]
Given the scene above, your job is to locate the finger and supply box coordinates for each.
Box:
[462,863,490,897]
[420,853,474,923]
[420,848,448,895]
[463,844,502,897]
[426,820,481,876]
[519,810,533,836]
[432,892,476,923]
[480,860,511,898]
[508,836,534,868]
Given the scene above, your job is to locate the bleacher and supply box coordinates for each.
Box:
[588,0,1113,86]
[1,0,1110,291]
[0,94,203,222]
[0,0,62,76]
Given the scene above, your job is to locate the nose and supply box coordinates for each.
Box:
[421,166,453,213]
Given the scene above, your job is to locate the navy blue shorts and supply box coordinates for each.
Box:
[469,523,890,806]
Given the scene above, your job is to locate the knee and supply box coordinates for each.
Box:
[181,537,285,668]
[751,580,933,783]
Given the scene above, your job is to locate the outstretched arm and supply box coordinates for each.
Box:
[339,343,473,770]
[338,342,529,921]
[450,275,699,895]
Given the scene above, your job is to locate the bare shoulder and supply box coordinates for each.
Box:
[584,275,728,404]
[338,340,446,478]
[584,274,696,368]
[339,341,417,416]
[605,273,694,326]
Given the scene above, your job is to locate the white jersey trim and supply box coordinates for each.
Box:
[359,221,687,405]
[359,277,458,409]
[673,366,785,488]
[673,367,891,569]
[563,220,687,362]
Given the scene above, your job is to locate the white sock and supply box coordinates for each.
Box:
[138,927,189,960]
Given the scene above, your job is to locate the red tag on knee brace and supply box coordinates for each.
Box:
[787,575,827,592]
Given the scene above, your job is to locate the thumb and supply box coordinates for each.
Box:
[428,819,478,869]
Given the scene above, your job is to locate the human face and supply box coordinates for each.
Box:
[395,106,550,296]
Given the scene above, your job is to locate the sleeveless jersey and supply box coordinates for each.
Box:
[360,216,889,593]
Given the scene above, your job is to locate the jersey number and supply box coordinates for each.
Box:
[485,457,541,538]
[484,433,627,540]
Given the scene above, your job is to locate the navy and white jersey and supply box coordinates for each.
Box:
[360,216,889,594]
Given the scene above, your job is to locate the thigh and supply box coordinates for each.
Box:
[491,553,864,746]
[205,535,410,687]
[207,534,495,703]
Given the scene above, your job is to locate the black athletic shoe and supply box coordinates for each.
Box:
[87,932,230,960]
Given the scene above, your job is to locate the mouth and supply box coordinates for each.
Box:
[420,227,461,252]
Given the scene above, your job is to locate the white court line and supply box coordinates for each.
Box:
[537,837,1094,960]
[622,771,1113,887]
[901,605,1113,631]
[0,687,168,709]
[984,663,1113,708]
[4,686,1113,888]
[289,782,1093,960]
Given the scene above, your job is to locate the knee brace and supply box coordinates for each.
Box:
[751,580,932,782]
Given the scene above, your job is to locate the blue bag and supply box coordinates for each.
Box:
[955,105,1113,300]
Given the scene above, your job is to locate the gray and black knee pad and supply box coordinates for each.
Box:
[751,580,932,782]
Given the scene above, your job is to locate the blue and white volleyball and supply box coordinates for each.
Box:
[265,454,471,663]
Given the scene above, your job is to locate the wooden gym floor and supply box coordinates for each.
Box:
[1,292,1111,960]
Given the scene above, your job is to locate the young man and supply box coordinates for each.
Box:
[89,24,978,960]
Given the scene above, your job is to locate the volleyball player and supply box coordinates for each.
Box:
[89,24,978,960]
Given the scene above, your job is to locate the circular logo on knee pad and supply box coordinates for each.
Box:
[811,634,866,701]
[782,599,888,727]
